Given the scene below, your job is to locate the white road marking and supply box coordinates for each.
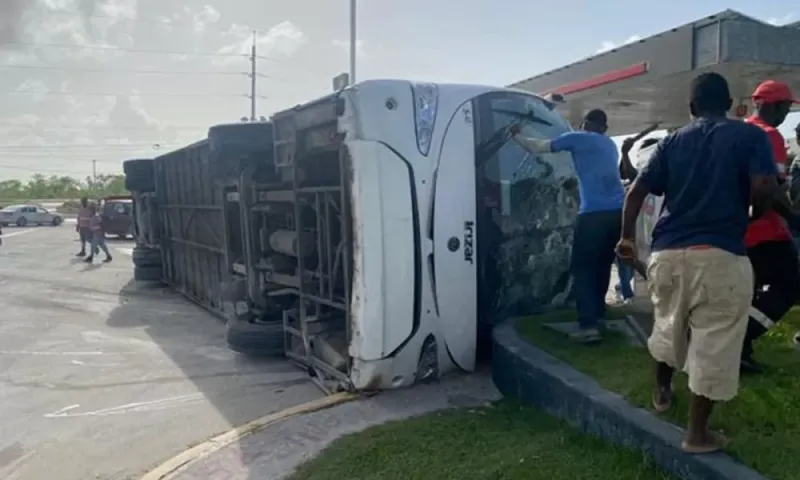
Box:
[115,247,134,256]
[71,359,123,367]
[0,229,40,239]
[81,330,157,349]
[44,393,205,418]
[48,405,80,417]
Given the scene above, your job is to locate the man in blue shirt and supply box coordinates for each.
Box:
[616,73,785,453]
[514,109,625,343]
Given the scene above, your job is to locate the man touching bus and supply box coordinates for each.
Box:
[513,109,624,343]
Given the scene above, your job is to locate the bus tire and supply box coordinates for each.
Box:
[124,159,156,192]
[133,264,162,282]
[132,246,161,267]
[226,315,284,357]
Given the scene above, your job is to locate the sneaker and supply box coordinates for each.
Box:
[569,328,602,344]
[76,251,86,257]
[103,256,112,263]
[84,256,93,263]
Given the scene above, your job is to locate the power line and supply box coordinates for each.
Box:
[5,40,292,63]
[24,8,270,35]
[0,64,249,76]
[0,149,160,156]
[0,163,105,175]
[0,143,176,149]
[0,64,306,85]
[5,90,262,98]
[0,123,210,130]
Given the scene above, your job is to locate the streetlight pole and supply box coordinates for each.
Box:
[349,0,357,84]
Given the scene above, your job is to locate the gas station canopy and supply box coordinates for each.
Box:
[509,10,800,136]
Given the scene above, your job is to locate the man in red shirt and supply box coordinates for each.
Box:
[742,80,800,373]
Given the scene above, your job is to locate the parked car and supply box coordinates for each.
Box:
[0,204,64,227]
[101,196,134,238]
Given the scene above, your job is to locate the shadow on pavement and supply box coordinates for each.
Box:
[104,278,322,477]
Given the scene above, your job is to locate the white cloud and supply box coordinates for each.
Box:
[596,34,641,54]
[13,79,49,103]
[193,5,221,30]
[159,5,221,34]
[332,39,366,58]
[7,0,140,63]
[213,20,307,66]
[97,0,137,21]
[767,13,795,26]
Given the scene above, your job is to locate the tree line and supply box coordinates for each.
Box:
[0,174,127,201]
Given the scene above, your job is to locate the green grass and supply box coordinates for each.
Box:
[289,401,677,480]
[516,307,800,480]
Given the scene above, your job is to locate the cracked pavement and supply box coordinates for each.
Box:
[0,226,321,480]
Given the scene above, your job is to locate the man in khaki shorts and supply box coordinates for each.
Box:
[616,73,786,453]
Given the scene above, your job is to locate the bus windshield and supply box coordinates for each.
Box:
[473,91,578,323]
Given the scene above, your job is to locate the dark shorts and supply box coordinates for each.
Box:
[79,228,91,243]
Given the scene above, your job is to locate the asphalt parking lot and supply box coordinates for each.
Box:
[0,224,321,480]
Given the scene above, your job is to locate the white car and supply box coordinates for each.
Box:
[0,204,64,227]
[633,142,663,263]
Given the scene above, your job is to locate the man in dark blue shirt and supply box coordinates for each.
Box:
[616,73,783,453]
[514,109,624,343]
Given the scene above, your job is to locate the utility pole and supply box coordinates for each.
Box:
[349,0,357,83]
[92,159,97,185]
[250,31,257,121]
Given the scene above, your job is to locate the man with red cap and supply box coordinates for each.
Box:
[741,80,800,373]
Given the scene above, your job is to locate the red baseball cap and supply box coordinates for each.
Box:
[751,80,799,104]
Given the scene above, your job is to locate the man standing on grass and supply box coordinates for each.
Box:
[616,73,784,453]
[615,136,661,304]
[513,109,624,344]
[740,80,800,373]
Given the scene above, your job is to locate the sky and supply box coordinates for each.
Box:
[0,0,798,181]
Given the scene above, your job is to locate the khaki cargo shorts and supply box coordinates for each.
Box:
[646,247,753,402]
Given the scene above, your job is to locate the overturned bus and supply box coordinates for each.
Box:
[125,79,581,392]
[117,10,800,394]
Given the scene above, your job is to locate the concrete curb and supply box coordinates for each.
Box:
[491,320,766,480]
[140,392,360,480]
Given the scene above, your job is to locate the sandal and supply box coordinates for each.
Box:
[652,386,673,413]
[681,431,729,454]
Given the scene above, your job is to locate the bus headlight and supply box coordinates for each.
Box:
[411,82,438,156]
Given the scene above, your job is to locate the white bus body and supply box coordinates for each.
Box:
[257,80,578,391]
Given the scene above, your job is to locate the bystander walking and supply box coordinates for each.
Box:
[616,73,783,453]
[84,205,112,264]
[75,197,93,257]
[740,80,800,373]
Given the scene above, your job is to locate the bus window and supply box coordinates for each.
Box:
[473,91,578,321]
